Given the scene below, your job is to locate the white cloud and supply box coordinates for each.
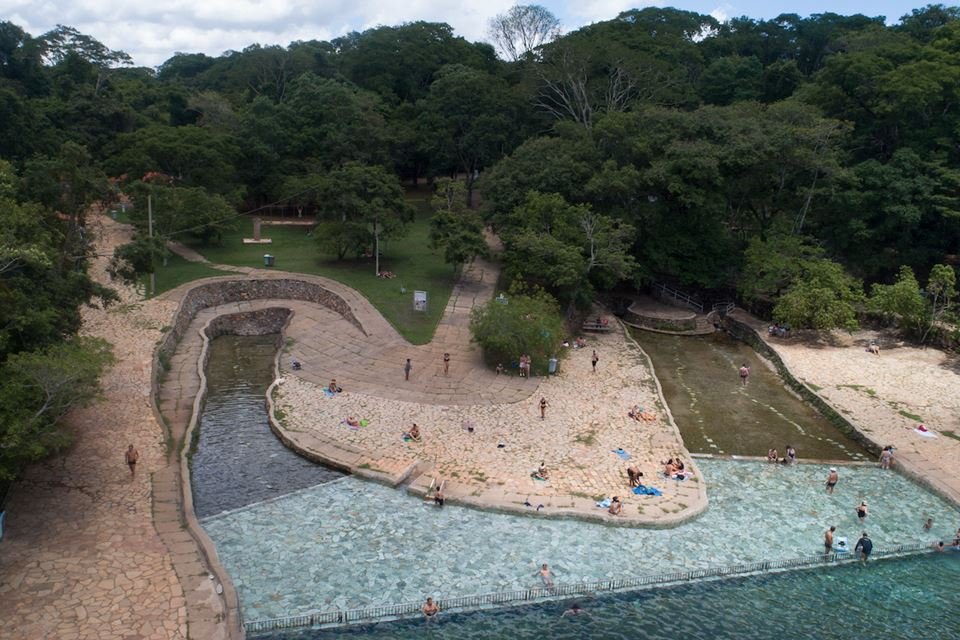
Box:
[1,0,515,67]
[565,0,656,26]
[710,3,736,24]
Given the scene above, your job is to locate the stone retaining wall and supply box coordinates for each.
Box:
[157,279,365,387]
[722,315,882,456]
[623,308,697,332]
[204,307,292,340]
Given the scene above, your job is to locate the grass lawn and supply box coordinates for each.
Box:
[185,194,457,344]
[142,253,231,296]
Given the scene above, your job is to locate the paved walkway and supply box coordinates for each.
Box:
[0,217,192,640]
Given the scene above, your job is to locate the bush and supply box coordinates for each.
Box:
[469,286,564,375]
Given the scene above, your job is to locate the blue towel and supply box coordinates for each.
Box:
[323,388,336,398]
[633,485,662,496]
[596,498,612,508]
[612,448,631,460]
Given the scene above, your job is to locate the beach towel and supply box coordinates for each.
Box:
[596,498,612,508]
[913,428,937,438]
[612,448,631,460]
[530,473,548,481]
[633,485,662,496]
[323,388,336,398]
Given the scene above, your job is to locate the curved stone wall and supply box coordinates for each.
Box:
[157,278,365,384]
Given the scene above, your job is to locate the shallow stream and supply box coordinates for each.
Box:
[632,330,870,460]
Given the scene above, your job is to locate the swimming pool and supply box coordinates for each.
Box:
[202,458,958,622]
[262,551,960,639]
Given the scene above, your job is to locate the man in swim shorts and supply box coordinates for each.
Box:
[824,526,836,553]
[854,532,872,564]
[739,363,750,385]
[125,444,139,478]
[537,563,555,589]
[825,468,839,494]
[421,597,439,620]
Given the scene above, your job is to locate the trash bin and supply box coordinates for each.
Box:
[548,357,558,374]
[263,254,274,267]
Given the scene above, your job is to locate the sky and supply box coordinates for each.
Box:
[0,1,938,67]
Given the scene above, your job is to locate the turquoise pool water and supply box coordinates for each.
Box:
[264,552,960,639]
[202,459,959,622]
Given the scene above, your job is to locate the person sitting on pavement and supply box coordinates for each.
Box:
[404,423,421,442]
[328,379,342,393]
[533,462,549,480]
[607,496,623,516]
[346,416,361,427]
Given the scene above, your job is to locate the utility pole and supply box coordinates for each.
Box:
[148,194,156,296]
[374,219,379,277]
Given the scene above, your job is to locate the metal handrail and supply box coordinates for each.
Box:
[241,542,934,634]
[652,282,704,313]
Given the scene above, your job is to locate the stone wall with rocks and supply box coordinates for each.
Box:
[155,278,363,387]
[722,315,882,456]
[204,307,292,340]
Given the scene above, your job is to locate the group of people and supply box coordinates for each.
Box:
[767,323,790,338]
[518,354,533,377]
[766,445,797,465]
[662,457,687,479]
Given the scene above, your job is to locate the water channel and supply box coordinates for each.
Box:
[191,335,344,520]
[632,329,870,460]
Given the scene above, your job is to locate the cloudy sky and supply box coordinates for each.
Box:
[0,1,930,67]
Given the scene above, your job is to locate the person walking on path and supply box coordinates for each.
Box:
[591,350,599,373]
[125,444,139,478]
[739,363,750,386]
[539,397,549,420]
[824,526,836,553]
[443,352,450,375]
[854,532,873,565]
[825,467,839,494]
[404,358,412,381]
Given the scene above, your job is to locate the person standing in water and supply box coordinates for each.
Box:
[855,501,868,522]
[825,468,839,494]
[536,563,556,589]
[824,526,836,553]
[854,532,873,565]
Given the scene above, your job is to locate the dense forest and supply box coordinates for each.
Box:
[2,5,960,478]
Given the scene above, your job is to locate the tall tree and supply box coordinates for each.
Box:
[289,163,412,268]
[417,65,522,205]
[428,178,489,271]
[487,5,561,61]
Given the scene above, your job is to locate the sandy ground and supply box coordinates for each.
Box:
[755,320,960,505]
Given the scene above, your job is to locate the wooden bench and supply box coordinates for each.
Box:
[582,321,612,333]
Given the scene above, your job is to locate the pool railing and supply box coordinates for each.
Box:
[241,542,935,635]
